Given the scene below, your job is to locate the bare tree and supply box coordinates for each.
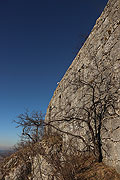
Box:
[10,57,119,179]
[14,110,45,143]
[46,58,120,163]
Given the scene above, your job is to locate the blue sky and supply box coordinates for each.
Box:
[0,0,108,149]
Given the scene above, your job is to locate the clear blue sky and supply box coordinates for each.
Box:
[0,0,108,149]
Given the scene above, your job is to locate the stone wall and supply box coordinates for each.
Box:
[45,0,120,173]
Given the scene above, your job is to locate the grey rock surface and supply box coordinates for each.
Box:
[45,0,120,173]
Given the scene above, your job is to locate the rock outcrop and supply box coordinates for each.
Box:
[45,0,120,173]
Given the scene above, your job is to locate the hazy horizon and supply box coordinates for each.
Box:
[0,145,14,151]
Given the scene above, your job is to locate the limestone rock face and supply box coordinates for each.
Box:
[45,0,120,173]
[32,134,62,180]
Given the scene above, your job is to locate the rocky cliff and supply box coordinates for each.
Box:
[0,0,120,179]
[45,0,120,173]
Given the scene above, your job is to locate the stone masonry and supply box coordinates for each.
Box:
[45,0,120,173]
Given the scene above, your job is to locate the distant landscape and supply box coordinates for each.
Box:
[0,149,14,161]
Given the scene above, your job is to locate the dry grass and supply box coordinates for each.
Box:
[0,135,120,180]
[51,153,120,180]
[76,162,120,180]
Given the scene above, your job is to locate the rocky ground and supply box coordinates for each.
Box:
[0,139,120,180]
